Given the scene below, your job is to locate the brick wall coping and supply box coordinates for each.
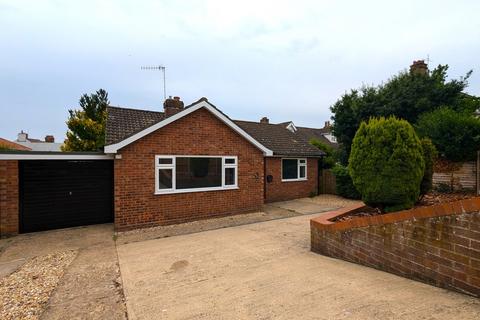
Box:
[311,196,480,232]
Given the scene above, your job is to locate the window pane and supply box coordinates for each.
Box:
[299,159,306,164]
[299,165,306,178]
[225,167,236,185]
[225,158,236,164]
[158,169,173,189]
[282,159,298,180]
[176,157,222,189]
[158,158,173,165]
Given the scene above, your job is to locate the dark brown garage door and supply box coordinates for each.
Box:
[19,160,113,233]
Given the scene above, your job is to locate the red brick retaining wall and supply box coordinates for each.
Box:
[265,157,318,202]
[311,199,480,297]
[0,160,19,237]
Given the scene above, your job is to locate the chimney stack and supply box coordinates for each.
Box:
[164,96,184,117]
[260,117,269,124]
[45,135,55,143]
[324,121,331,128]
[17,130,28,142]
[410,60,428,75]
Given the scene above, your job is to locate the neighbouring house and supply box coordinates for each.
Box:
[0,97,325,236]
[15,130,63,151]
[0,138,32,151]
[297,121,338,149]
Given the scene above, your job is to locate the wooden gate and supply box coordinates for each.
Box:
[319,169,336,194]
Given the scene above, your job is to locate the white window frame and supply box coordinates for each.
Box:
[155,155,238,194]
[281,158,307,182]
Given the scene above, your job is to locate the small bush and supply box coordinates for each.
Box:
[331,164,361,199]
[349,117,425,212]
[416,107,480,162]
[420,138,438,197]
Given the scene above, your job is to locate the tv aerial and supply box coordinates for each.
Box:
[141,65,166,100]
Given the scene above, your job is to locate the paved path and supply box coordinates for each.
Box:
[117,214,480,320]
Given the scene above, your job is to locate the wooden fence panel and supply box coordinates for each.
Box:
[433,161,477,191]
[320,169,336,194]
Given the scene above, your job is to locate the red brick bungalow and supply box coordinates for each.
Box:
[0,97,324,235]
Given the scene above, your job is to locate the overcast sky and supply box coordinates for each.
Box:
[1,0,479,142]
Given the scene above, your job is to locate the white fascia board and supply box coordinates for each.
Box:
[104,101,274,156]
[0,154,113,160]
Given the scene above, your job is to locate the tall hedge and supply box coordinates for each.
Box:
[331,164,361,199]
[420,138,438,197]
[349,117,425,212]
[415,107,480,162]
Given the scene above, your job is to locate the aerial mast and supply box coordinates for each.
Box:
[141,65,166,101]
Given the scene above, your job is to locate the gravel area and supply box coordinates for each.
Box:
[300,194,362,208]
[0,250,76,320]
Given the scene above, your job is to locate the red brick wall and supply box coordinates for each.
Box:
[0,160,19,237]
[114,108,265,231]
[265,157,318,203]
[311,199,480,297]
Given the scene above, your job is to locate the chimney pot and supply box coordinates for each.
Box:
[45,135,55,143]
[260,117,269,124]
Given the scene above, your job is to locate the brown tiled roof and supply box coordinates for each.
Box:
[296,126,338,149]
[233,120,324,157]
[105,102,325,157]
[0,138,32,151]
[105,106,165,145]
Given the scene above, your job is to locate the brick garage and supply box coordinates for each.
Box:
[114,108,265,231]
[265,157,319,202]
[0,160,19,237]
[311,199,480,297]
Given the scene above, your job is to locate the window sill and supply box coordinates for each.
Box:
[154,186,239,195]
[281,178,308,182]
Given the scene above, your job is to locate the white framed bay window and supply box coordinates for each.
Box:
[281,158,307,182]
[155,155,238,194]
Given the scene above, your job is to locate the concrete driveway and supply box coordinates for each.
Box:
[0,224,126,319]
[117,214,480,320]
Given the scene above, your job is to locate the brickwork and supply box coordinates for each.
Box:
[265,157,318,202]
[311,198,480,297]
[114,108,265,231]
[0,160,19,237]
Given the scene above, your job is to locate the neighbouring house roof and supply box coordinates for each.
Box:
[296,126,338,149]
[15,131,63,152]
[233,120,324,157]
[0,138,32,151]
[104,98,325,157]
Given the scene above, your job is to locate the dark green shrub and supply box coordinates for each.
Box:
[419,138,438,197]
[310,138,336,169]
[415,107,480,162]
[331,164,361,199]
[349,117,425,212]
